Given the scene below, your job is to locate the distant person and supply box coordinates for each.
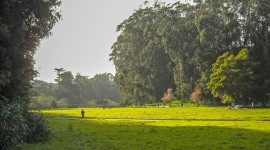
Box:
[81,109,85,118]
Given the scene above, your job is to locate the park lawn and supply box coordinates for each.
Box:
[39,107,270,121]
[23,107,270,150]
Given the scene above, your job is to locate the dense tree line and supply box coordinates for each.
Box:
[54,68,120,107]
[30,69,120,108]
[110,0,270,106]
[0,0,61,148]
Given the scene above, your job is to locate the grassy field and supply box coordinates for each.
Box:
[23,107,270,149]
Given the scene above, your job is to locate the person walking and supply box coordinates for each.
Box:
[81,109,85,118]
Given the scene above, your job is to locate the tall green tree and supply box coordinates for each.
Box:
[0,0,61,148]
[91,73,120,102]
[54,69,78,106]
[207,48,257,106]
[110,4,174,105]
[156,3,200,102]
[0,0,61,106]
[74,73,94,102]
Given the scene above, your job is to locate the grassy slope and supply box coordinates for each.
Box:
[23,107,270,150]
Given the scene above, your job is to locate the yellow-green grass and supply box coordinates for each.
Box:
[23,107,270,149]
[41,107,270,121]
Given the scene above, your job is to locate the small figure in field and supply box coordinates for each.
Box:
[81,109,85,118]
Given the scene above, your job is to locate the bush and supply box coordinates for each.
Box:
[190,88,201,105]
[25,112,51,143]
[56,100,68,108]
[169,100,181,107]
[0,103,28,149]
[29,96,55,110]
[161,88,175,103]
[0,103,51,149]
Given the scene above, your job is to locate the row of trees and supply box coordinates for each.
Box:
[0,0,61,148]
[110,0,270,106]
[30,69,120,109]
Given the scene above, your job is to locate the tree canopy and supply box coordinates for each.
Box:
[0,0,61,106]
[110,0,270,106]
[207,48,258,105]
[52,69,120,107]
[0,0,61,148]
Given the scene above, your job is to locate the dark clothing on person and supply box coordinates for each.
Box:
[81,109,85,118]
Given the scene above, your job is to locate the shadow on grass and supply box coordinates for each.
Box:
[23,117,270,150]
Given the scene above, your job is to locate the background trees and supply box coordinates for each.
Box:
[51,69,120,107]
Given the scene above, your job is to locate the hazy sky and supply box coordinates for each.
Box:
[35,0,181,83]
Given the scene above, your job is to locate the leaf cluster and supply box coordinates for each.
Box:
[207,48,258,105]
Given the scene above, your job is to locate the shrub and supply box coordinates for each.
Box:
[0,103,28,149]
[24,112,51,143]
[190,88,201,105]
[161,88,175,103]
[56,100,68,108]
[169,100,181,107]
[0,103,51,149]
[29,96,55,110]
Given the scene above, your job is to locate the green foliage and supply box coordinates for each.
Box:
[0,0,60,148]
[0,103,28,149]
[110,0,270,106]
[167,100,181,107]
[110,5,175,105]
[25,112,51,143]
[0,0,61,105]
[29,96,55,110]
[0,103,51,149]
[53,70,120,107]
[220,95,233,104]
[56,100,68,108]
[54,69,78,107]
[30,80,56,97]
[207,48,257,105]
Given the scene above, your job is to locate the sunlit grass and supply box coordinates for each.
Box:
[41,107,270,121]
[24,107,270,149]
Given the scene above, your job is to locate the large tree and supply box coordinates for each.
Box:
[207,48,258,106]
[110,5,174,105]
[0,0,61,148]
[0,0,61,106]
[54,68,78,106]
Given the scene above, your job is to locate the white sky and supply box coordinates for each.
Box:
[34,0,183,83]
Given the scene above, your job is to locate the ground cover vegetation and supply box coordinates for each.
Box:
[110,0,270,106]
[0,0,61,149]
[23,107,270,149]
